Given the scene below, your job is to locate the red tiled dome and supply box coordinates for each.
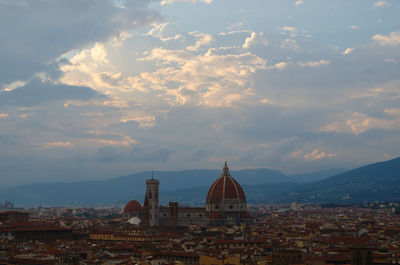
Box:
[206,162,246,203]
[123,200,142,213]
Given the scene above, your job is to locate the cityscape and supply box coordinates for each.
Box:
[1,0,400,264]
[1,161,400,264]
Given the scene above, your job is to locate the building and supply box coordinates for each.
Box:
[126,162,252,228]
[206,161,252,226]
[123,200,142,219]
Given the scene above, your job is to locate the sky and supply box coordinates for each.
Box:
[1,0,400,187]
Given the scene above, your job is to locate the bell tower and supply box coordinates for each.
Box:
[145,177,160,227]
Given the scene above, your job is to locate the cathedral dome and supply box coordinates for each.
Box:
[123,200,142,214]
[206,162,246,203]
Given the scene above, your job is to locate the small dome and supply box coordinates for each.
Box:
[123,200,142,213]
[206,162,246,203]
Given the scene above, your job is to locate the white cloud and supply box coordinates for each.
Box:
[136,47,267,107]
[372,31,400,46]
[187,32,214,51]
[242,32,268,49]
[374,1,388,7]
[342,48,354,55]
[294,0,303,6]
[321,112,400,135]
[60,30,267,108]
[268,62,288,71]
[298,59,330,67]
[282,26,297,32]
[281,38,299,51]
[348,25,359,30]
[260,98,276,105]
[145,23,184,42]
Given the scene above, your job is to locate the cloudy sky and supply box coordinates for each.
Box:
[1,0,400,187]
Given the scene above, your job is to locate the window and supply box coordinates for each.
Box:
[187,213,191,217]
[149,191,152,199]
[215,205,219,209]
[229,205,233,209]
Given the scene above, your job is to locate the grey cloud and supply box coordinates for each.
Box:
[129,146,174,163]
[0,78,103,106]
[95,147,125,163]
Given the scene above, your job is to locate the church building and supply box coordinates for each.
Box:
[126,162,252,227]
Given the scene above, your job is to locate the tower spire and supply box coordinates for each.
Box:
[222,161,230,177]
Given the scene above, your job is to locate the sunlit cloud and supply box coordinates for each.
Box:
[281,26,297,32]
[294,0,303,6]
[374,1,389,7]
[342,48,354,55]
[348,25,359,30]
[36,142,74,150]
[242,32,268,49]
[0,113,8,118]
[1,80,26,92]
[288,149,335,160]
[321,112,400,135]
[268,62,288,71]
[144,23,184,42]
[304,150,336,160]
[187,32,213,51]
[372,31,400,46]
[89,137,138,146]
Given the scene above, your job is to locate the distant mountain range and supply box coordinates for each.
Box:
[0,167,346,207]
[167,157,400,205]
[2,157,400,207]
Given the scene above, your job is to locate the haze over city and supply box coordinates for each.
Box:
[1,0,400,188]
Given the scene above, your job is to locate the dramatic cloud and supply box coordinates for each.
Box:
[1,0,400,186]
[0,0,161,85]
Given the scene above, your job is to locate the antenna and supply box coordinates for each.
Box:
[151,170,154,180]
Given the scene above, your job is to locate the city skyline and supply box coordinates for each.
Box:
[1,0,400,187]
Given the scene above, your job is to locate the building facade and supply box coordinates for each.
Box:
[126,162,252,227]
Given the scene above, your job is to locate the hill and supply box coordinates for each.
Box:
[276,157,400,203]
